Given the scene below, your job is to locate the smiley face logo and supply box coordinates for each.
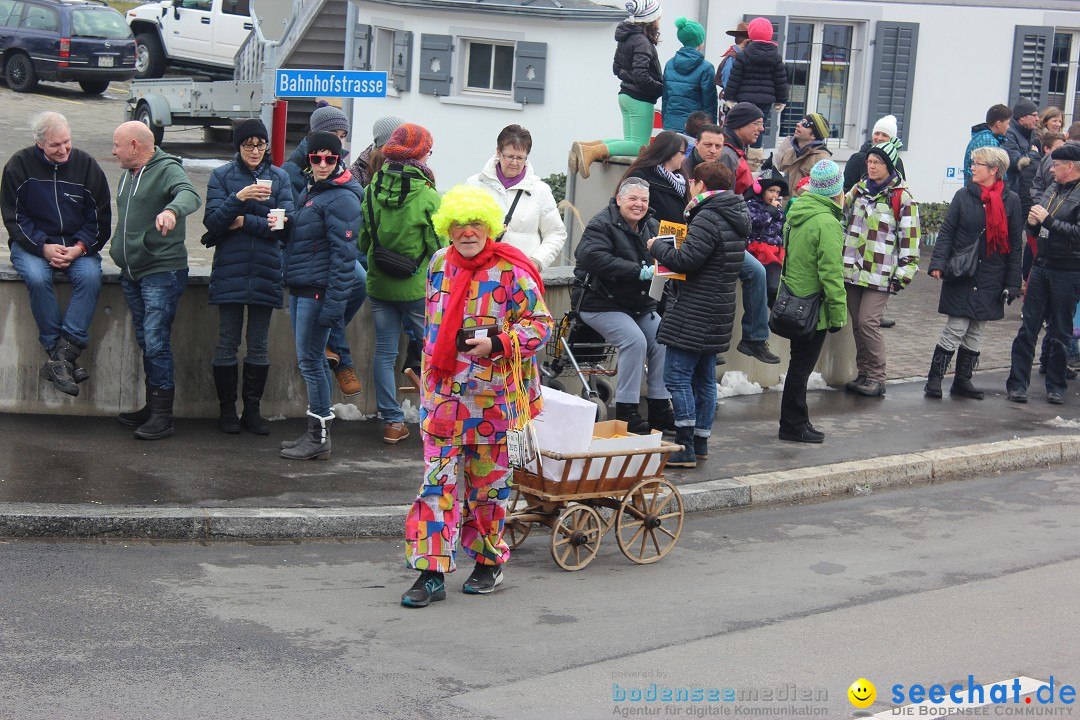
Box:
[848,678,876,708]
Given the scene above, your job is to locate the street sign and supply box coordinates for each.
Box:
[275,69,388,98]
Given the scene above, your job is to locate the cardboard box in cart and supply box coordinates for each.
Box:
[543,420,664,483]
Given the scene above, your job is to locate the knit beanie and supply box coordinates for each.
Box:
[305,131,343,163]
[309,105,350,137]
[867,137,902,175]
[675,17,705,48]
[726,102,764,130]
[872,114,898,140]
[383,123,433,161]
[372,115,404,148]
[233,118,267,153]
[805,113,830,141]
[625,0,661,24]
[747,17,774,43]
[809,159,843,198]
[1013,98,1039,119]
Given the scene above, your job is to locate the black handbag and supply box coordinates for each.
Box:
[364,186,422,279]
[943,231,982,280]
[768,228,823,341]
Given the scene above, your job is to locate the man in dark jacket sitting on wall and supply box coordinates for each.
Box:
[1007,143,1080,405]
[1,111,111,398]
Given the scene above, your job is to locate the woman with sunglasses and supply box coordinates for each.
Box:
[203,119,294,436]
[279,131,361,460]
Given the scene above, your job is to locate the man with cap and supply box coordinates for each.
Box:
[776,113,833,190]
[202,118,294,435]
[714,21,750,99]
[719,102,763,195]
[1003,98,1041,194]
[778,159,847,444]
[1007,142,1080,405]
[661,17,716,132]
[964,104,1011,185]
[844,115,908,193]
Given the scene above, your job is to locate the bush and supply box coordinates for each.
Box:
[920,201,949,235]
[542,172,566,205]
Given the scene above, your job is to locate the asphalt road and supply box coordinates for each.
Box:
[3,467,1080,719]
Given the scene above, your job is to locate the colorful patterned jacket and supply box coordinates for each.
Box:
[420,247,553,446]
[842,177,921,291]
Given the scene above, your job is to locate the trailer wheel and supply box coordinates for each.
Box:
[134,32,165,79]
[135,102,164,146]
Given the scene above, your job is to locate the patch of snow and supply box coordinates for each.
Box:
[769,372,831,392]
[333,403,376,421]
[181,158,228,170]
[717,371,763,398]
[267,415,287,422]
[1045,416,1080,429]
[400,398,421,424]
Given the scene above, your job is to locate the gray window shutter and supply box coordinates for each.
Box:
[743,14,786,146]
[513,41,546,105]
[419,33,453,96]
[352,23,371,71]
[392,30,413,92]
[1009,25,1053,107]
[867,22,919,148]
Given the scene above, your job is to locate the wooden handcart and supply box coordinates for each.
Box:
[507,442,685,571]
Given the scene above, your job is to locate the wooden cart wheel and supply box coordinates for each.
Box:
[589,497,620,535]
[616,478,684,564]
[505,485,532,549]
[549,504,603,571]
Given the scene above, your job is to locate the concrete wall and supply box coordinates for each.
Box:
[0,259,855,418]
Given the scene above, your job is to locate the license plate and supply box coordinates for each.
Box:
[98,56,114,67]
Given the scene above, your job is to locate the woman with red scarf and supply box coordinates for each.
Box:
[401,185,552,608]
[925,146,1023,399]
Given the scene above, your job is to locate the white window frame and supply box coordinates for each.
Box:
[369,22,402,97]
[1048,29,1080,125]
[461,37,515,97]
[780,18,862,150]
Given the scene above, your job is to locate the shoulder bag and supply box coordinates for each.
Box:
[768,227,823,341]
[943,230,982,280]
[364,177,422,279]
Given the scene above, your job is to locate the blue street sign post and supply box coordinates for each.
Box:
[275,69,388,98]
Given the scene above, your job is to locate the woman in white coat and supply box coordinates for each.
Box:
[467,124,568,271]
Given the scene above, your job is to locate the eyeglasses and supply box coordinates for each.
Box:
[970,162,991,169]
[241,141,268,152]
[500,152,527,163]
[308,154,339,166]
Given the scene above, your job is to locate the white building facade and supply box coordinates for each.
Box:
[345,0,1080,203]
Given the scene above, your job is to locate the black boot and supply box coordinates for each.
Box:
[924,345,954,399]
[40,337,81,397]
[280,411,333,460]
[950,346,985,400]
[212,364,240,434]
[667,426,697,468]
[614,402,650,434]
[240,363,270,435]
[134,386,175,440]
[118,381,152,427]
[646,398,676,434]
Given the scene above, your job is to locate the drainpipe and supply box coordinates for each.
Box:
[698,0,708,36]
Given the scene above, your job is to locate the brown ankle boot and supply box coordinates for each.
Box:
[571,141,609,179]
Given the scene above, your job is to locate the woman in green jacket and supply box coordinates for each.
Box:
[778,159,848,444]
[357,123,443,445]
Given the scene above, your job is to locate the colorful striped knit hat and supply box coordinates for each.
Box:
[805,113,830,141]
[809,159,843,198]
[625,0,661,23]
[383,123,433,160]
[867,137,902,175]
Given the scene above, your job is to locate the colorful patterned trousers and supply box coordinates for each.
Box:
[405,437,513,573]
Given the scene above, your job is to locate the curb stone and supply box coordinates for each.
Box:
[1,435,1077,540]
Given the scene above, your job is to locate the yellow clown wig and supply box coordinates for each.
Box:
[431,184,505,240]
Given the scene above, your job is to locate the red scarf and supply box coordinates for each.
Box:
[981,179,1010,256]
[429,240,545,381]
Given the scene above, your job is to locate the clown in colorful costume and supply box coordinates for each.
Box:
[402,185,553,608]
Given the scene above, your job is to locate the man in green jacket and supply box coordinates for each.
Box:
[778,159,847,444]
[110,121,202,441]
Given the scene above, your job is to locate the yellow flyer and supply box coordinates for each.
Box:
[654,220,687,280]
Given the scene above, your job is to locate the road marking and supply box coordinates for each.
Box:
[49,96,82,106]
[871,677,1051,719]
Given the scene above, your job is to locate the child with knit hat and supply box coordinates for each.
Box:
[775,112,833,189]
[722,16,789,163]
[661,17,717,133]
[744,168,789,304]
[401,185,552,607]
[777,159,847,444]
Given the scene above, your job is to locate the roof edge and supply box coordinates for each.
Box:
[357,0,627,21]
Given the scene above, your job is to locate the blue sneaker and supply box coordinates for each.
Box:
[401,571,446,608]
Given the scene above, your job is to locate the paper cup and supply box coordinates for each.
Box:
[255,178,273,188]
[269,209,285,230]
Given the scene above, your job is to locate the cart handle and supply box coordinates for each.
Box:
[538,441,682,461]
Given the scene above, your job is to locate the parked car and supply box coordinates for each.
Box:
[0,0,136,94]
[126,0,252,80]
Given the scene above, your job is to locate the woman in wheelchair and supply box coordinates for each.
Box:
[573,177,675,434]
